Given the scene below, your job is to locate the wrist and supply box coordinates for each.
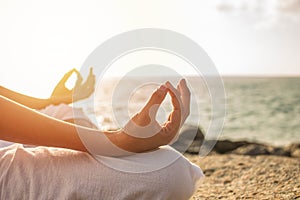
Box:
[49,95,72,105]
[107,129,162,153]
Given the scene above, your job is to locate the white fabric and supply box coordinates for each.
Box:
[39,103,93,123]
[0,144,204,200]
[0,140,14,148]
[0,104,204,199]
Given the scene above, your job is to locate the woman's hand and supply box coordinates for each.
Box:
[73,68,96,102]
[113,79,191,153]
[50,68,95,104]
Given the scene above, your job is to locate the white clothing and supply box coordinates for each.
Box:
[38,103,88,122]
[0,144,204,200]
[0,104,204,199]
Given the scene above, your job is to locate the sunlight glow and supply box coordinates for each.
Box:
[0,0,299,97]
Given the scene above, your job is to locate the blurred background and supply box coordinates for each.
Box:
[1,0,299,145]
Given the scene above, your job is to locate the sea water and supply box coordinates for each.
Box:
[87,76,300,146]
[221,77,300,146]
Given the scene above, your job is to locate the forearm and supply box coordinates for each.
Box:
[0,95,162,155]
[0,95,86,151]
[109,130,163,153]
[0,86,71,109]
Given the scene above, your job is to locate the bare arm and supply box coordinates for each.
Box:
[0,86,50,109]
[0,68,95,110]
[0,80,190,155]
[0,95,167,154]
[0,95,87,150]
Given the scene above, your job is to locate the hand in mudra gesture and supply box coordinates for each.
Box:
[121,79,190,152]
[50,68,95,104]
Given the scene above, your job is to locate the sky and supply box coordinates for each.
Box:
[0,0,299,97]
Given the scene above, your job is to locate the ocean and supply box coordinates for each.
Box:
[82,76,300,146]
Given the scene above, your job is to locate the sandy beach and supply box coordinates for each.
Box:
[187,154,300,199]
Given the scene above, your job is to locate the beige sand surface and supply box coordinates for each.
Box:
[187,154,300,199]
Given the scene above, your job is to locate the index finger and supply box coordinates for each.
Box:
[178,79,191,121]
[161,82,182,139]
[60,68,77,84]
[166,81,182,111]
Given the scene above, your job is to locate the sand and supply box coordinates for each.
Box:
[186,154,300,199]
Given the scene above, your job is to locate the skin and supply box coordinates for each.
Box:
[0,68,95,109]
[0,69,190,155]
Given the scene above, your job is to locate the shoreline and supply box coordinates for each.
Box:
[173,125,300,158]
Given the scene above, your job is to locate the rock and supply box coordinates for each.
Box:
[289,143,300,150]
[173,125,299,158]
[267,146,290,157]
[291,149,300,158]
[287,143,300,158]
[231,144,270,155]
[171,125,204,154]
[213,140,250,154]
